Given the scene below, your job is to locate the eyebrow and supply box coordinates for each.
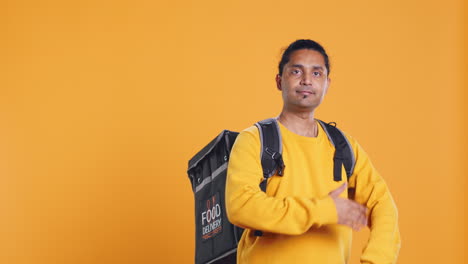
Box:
[290,64,324,71]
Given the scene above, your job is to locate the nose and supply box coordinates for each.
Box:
[300,73,312,86]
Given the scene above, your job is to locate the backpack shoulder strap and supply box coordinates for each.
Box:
[317,120,356,181]
[255,118,285,192]
[254,118,284,236]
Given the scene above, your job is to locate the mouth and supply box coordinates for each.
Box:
[297,90,315,96]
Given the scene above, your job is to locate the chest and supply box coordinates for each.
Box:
[265,138,347,197]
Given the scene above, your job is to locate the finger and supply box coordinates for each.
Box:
[355,211,366,228]
[361,206,368,218]
[355,206,366,221]
[344,219,354,229]
[344,212,361,228]
[350,201,367,214]
[363,213,368,227]
[348,207,365,227]
[358,203,367,213]
[352,218,362,231]
[358,205,367,216]
[353,214,364,231]
[357,212,366,228]
[353,222,361,231]
[329,183,347,198]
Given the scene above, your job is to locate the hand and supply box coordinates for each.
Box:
[329,183,368,231]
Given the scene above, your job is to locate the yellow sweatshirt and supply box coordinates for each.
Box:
[225,120,400,264]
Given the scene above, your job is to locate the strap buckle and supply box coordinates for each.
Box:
[265,147,285,176]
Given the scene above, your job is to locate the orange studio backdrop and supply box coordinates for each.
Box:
[1,0,466,263]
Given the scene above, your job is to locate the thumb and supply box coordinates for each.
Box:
[329,183,347,198]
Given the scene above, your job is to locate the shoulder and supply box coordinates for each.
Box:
[332,125,374,168]
[332,126,363,155]
[319,120,369,161]
[228,125,262,167]
[232,125,260,149]
[336,127,359,150]
[318,121,358,148]
[242,125,260,136]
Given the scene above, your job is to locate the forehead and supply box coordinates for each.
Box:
[286,49,326,67]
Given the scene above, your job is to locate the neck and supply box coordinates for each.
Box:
[277,109,318,137]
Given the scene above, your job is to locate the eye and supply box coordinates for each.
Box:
[291,69,301,75]
[313,71,321,77]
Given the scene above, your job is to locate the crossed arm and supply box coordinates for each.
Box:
[225,129,400,263]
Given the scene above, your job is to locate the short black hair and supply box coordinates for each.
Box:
[278,39,330,76]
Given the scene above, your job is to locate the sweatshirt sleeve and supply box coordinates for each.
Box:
[225,127,338,235]
[347,137,401,264]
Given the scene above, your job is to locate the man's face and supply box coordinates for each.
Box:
[276,49,330,111]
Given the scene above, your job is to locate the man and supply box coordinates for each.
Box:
[225,39,400,263]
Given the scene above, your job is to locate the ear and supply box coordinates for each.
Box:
[324,77,331,94]
[275,74,282,91]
